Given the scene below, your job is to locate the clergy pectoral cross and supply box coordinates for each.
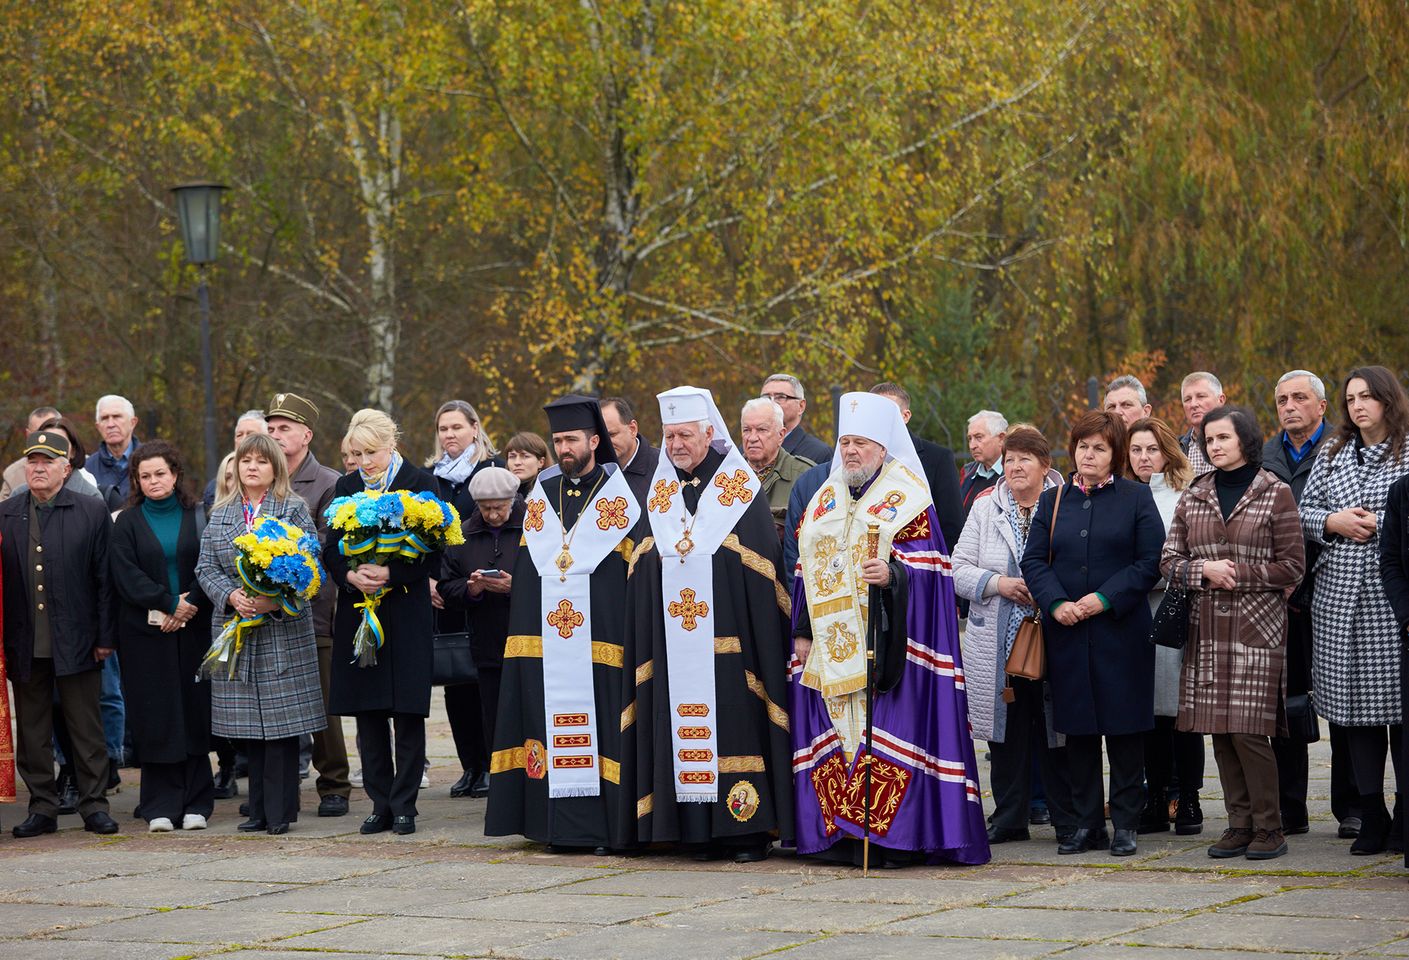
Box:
[668,588,709,631]
[555,549,573,581]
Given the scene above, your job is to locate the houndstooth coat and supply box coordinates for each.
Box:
[1161,470,1305,737]
[1299,435,1409,726]
[196,495,328,740]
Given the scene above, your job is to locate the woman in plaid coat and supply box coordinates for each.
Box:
[196,434,326,836]
[1162,407,1305,861]
[1299,366,1409,855]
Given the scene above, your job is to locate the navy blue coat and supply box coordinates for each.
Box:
[1020,476,1164,736]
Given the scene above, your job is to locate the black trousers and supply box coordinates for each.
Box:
[1066,732,1144,830]
[356,713,426,818]
[140,756,216,823]
[444,681,487,773]
[988,677,1076,831]
[246,737,300,825]
[1144,716,1205,802]
[1342,724,1405,800]
[12,659,109,818]
[1327,722,1366,822]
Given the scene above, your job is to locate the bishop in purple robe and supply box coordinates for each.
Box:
[790,392,989,866]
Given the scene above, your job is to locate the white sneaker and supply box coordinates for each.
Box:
[181,814,207,831]
[350,768,364,787]
[148,817,175,833]
[420,771,431,789]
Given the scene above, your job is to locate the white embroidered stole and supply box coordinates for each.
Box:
[522,465,641,798]
[645,445,760,802]
[796,460,930,699]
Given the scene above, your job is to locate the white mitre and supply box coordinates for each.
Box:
[829,391,925,481]
[656,385,738,451]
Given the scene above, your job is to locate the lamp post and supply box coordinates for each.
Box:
[171,181,228,481]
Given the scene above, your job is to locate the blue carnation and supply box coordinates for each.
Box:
[267,554,313,593]
[373,495,405,524]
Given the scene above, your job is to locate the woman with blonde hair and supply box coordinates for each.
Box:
[197,433,326,835]
[1127,416,1205,837]
[326,409,440,836]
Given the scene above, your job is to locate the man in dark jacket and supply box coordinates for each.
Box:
[960,410,1007,520]
[268,391,350,817]
[601,397,660,509]
[1260,369,1358,837]
[85,394,140,499]
[0,431,119,837]
[762,374,833,464]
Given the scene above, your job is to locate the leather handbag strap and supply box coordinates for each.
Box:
[1047,481,1065,566]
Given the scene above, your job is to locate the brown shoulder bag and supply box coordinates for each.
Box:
[1004,481,1064,686]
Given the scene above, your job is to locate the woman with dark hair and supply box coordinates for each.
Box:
[1021,411,1164,856]
[110,440,215,831]
[425,401,504,799]
[1301,366,1409,854]
[1127,416,1205,836]
[952,425,1074,844]
[1162,406,1305,860]
[504,431,550,497]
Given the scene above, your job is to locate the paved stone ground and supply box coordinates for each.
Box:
[1,705,1404,960]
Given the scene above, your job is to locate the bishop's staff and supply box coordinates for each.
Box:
[862,521,882,876]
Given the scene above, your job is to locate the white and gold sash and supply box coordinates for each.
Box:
[522,464,640,798]
[797,460,930,698]
[645,445,760,802]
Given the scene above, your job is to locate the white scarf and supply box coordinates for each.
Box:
[432,444,478,486]
[645,444,760,802]
[360,451,403,493]
[522,464,640,798]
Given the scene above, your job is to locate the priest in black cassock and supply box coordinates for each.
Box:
[485,395,644,854]
[620,386,794,862]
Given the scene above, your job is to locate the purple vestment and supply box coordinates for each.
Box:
[790,503,991,864]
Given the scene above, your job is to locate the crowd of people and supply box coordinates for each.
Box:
[0,366,1403,869]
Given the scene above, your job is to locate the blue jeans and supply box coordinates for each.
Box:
[100,654,126,759]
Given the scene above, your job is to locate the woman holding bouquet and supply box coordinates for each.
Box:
[111,441,215,831]
[196,433,326,835]
[327,409,440,836]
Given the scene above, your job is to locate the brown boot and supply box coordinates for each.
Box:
[1245,828,1288,860]
[1208,827,1254,859]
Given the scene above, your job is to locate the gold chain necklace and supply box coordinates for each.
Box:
[554,469,607,580]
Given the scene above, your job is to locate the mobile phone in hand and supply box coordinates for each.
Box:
[477,568,503,578]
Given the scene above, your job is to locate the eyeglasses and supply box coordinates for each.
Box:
[761,393,800,403]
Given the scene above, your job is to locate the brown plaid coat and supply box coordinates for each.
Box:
[1160,470,1305,736]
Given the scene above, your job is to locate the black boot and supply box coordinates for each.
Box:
[1175,795,1204,836]
[1389,794,1404,854]
[57,765,79,815]
[213,765,239,800]
[1350,795,1391,855]
[106,758,122,795]
[1138,789,1170,834]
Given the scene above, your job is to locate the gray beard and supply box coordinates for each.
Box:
[841,465,873,488]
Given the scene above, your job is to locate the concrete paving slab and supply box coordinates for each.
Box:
[1002,878,1271,912]
[0,940,214,960]
[881,905,1172,942]
[1222,886,1409,921]
[1149,836,1384,874]
[776,877,1037,905]
[501,925,813,960]
[561,868,811,899]
[1369,937,1409,956]
[773,933,1060,959]
[637,894,928,933]
[7,876,297,908]
[166,854,401,884]
[276,916,581,955]
[45,905,365,944]
[1124,913,1409,954]
[413,891,685,924]
[218,883,486,916]
[1058,948,1336,960]
[0,902,151,938]
[338,860,615,893]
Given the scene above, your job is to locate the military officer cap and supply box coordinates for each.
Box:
[267,392,320,428]
[24,430,71,460]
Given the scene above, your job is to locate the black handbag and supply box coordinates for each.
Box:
[1150,563,1191,649]
[431,631,477,686]
[1285,692,1321,744]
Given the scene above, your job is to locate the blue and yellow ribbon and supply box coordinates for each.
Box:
[237,556,302,617]
[351,587,390,668]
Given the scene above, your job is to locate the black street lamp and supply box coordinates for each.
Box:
[171,181,228,481]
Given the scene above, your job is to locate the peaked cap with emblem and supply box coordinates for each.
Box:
[267,391,320,428]
[24,430,71,460]
[543,394,617,465]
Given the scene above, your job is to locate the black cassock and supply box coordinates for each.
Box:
[485,464,643,849]
[619,446,796,848]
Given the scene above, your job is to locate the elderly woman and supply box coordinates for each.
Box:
[111,441,215,832]
[952,426,1073,844]
[439,466,524,800]
[1127,416,1205,836]
[1162,406,1305,860]
[1300,366,1409,855]
[426,401,503,797]
[196,433,326,835]
[504,431,550,497]
[328,409,439,836]
[1021,411,1164,856]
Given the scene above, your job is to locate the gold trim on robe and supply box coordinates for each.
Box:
[502,634,622,668]
[744,669,790,732]
[637,793,654,820]
[718,755,766,773]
